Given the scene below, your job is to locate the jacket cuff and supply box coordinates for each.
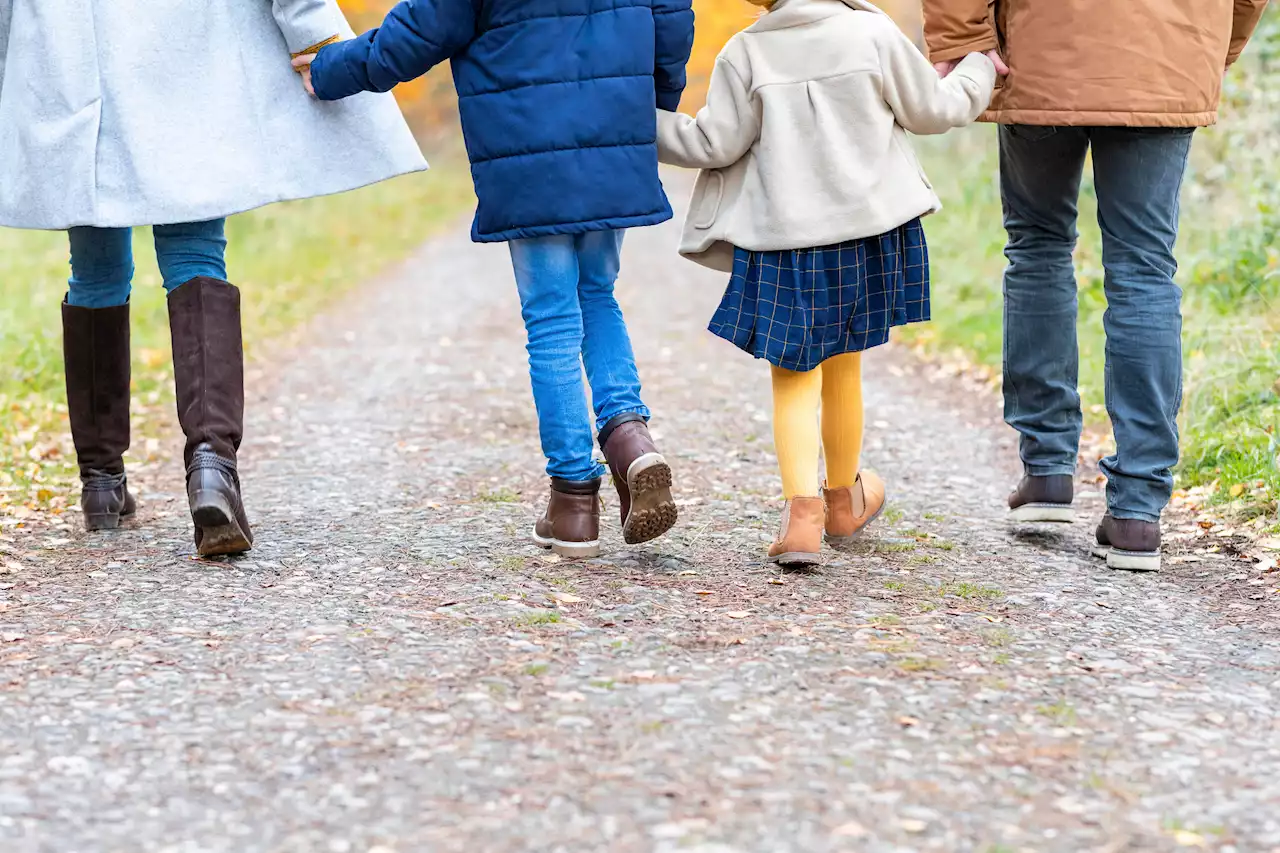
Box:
[311,36,373,101]
[656,89,683,113]
[292,34,341,59]
[928,35,999,64]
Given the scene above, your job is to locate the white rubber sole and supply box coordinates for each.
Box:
[1092,544,1161,572]
[1009,503,1075,523]
[531,526,601,559]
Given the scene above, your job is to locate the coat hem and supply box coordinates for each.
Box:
[473,209,673,243]
[0,163,430,231]
[980,107,1218,128]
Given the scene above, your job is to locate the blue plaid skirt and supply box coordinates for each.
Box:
[708,218,930,372]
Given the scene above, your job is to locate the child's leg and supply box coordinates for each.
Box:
[575,229,649,430]
[509,235,602,483]
[771,364,824,498]
[820,352,864,489]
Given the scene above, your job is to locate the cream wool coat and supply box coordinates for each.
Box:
[656,0,995,271]
[0,0,427,230]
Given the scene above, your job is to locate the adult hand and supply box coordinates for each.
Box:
[935,50,1010,78]
[291,54,316,97]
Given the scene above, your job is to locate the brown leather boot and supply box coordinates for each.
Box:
[532,477,602,558]
[1093,514,1161,572]
[62,301,137,531]
[823,471,886,544]
[168,278,253,557]
[769,496,824,566]
[1008,474,1075,523]
[600,414,677,545]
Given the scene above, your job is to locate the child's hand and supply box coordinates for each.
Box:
[292,54,316,96]
[935,50,1009,78]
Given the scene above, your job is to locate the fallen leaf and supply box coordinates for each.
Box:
[726,611,751,619]
[1230,483,1246,498]
[694,590,714,596]
[1171,829,1207,848]
[552,593,583,604]
[768,578,785,586]
[832,821,868,838]
[897,716,920,727]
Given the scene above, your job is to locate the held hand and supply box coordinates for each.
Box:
[935,50,1010,78]
[292,54,316,97]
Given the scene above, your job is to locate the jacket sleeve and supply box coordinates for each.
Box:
[272,0,349,55]
[310,0,476,101]
[921,0,998,64]
[655,56,757,170]
[877,25,996,136]
[1227,0,1270,66]
[653,0,696,112]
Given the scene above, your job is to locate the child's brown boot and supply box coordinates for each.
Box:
[823,472,887,544]
[769,496,824,566]
[532,477,602,559]
[600,414,678,545]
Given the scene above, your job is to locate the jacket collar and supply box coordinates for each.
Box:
[747,0,888,32]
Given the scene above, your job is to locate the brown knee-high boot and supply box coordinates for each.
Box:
[167,277,253,556]
[62,301,137,530]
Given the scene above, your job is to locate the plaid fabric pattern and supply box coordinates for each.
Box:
[708,218,930,372]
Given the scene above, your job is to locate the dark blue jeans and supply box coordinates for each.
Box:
[66,220,228,308]
[1000,126,1193,522]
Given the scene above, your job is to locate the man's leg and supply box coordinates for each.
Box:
[1000,125,1091,478]
[1090,128,1192,525]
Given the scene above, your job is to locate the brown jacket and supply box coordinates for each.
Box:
[923,0,1271,126]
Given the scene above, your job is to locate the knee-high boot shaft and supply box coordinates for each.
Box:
[62,301,132,477]
[167,276,244,467]
[167,277,253,556]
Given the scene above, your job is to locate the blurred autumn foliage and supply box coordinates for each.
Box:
[336,0,922,135]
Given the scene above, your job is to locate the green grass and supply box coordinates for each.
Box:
[1,157,473,516]
[908,10,1280,519]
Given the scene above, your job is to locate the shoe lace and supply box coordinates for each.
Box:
[82,469,126,493]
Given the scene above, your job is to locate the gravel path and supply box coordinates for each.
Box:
[3,192,1279,853]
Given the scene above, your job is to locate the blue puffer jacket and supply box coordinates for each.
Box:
[312,0,696,243]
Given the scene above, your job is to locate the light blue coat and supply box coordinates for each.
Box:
[0,0,427,230]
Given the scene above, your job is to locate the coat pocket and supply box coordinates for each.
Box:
[693,171,725,230]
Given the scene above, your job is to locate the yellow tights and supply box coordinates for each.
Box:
[770,353,864,499]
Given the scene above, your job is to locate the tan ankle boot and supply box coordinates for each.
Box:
[823,471,886,544]
[768,496,824,566]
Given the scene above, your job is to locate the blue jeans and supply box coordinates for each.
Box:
[1000,126,1193,522]
[509,230,649,482]
[66,219,228,308]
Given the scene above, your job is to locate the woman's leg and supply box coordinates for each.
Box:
[509,235,601,483]
[820,352,864,489]
[63,228,137,528]
[155,219,252,555]
[67,227,134,307]
[153,218,228,292]
[771,364,823,498]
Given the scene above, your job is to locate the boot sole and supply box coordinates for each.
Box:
[531,527,601,559]
[622,453,678,546]
[192,490,253,557]
[770,551,822,567]
[1009,503,1075,523]
[825,499,888,546]
[1092,545,1161,572]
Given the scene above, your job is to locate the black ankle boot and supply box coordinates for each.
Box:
[168,278,253,556]
[62,301,137,531]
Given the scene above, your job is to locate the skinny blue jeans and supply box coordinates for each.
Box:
[1000,126,1193,522]
[509,230,649,482]
[66,219,228,308]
